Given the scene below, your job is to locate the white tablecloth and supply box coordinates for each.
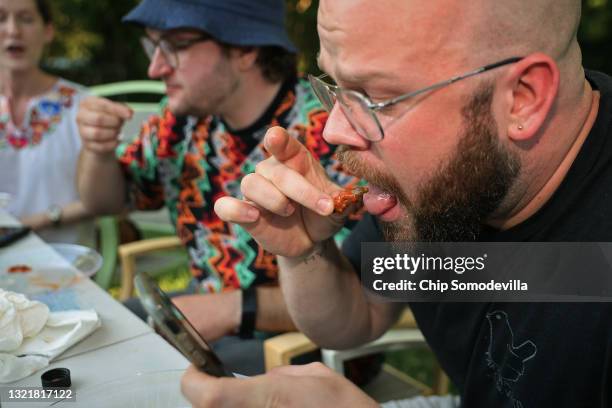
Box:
[0,211,189,407]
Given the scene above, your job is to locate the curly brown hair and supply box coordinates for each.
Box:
[254,46,297,83]
[220,43,297,83]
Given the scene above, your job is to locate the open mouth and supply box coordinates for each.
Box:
[5,45,26,56]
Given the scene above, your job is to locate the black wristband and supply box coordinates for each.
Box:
[238,286,257,339]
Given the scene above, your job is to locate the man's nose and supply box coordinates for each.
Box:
[322,104,371,149]
[147,47,173,79]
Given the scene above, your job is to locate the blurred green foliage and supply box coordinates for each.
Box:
[580,0,612,74]
[45,0,146,84]
[45,0,611,85]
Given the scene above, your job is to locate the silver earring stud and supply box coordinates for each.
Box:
[517,124,524,131]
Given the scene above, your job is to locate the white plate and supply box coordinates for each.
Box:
[0,245,80,296]
[49,243,103,278]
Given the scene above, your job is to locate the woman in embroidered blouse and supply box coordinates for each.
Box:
[0,0,94,245]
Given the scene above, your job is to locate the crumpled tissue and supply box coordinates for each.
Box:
[0,288,100,383]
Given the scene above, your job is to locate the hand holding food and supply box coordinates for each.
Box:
[214,127,349,258]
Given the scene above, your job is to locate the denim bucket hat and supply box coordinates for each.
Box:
[123,0,297,53]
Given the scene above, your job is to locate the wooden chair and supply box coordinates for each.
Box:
[117,235,184,301]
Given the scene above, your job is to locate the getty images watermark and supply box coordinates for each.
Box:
[361,242,612,302]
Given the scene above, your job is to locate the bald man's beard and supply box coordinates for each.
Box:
[337,84,520,242]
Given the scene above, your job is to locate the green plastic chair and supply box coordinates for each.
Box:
[89,80,165,109]
[95,216,120,289]
[88,81,186,290]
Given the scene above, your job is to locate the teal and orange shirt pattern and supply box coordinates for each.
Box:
[117,77,359,293]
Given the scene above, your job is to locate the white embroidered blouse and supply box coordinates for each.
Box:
[0,78,94,245]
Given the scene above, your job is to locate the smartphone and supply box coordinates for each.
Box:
[0,226,31,248]
[134,272,232,377]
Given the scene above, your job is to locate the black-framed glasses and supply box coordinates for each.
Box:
[140,34,212,69]
[308,57,523,142]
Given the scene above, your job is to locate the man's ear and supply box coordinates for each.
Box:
[501,53,559,141]
[231,47,259,71]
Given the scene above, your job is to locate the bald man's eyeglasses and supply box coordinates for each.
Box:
[309,57,523,142]
[141,34,212,69]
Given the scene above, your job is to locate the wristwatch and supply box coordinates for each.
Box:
[46,205,62,227]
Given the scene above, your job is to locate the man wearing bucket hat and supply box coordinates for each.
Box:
[75,0,359,375]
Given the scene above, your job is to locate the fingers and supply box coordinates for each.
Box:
[218,154,334,221]
[181,364,365,408]
[81,96,133,120]
[264,126,324,178]
[255,159,333,216]
[215,167,333,224]
[264,126,306,163]
[269,362,334,377]
[241,173,295,216]
[80,126,122,142]
[83,139,123,155]
[78,126,122,155]
[181,365,272,408]
[181,366,227,408]
[78,104,126,129]
[214,196,260,224]
[77,97,133,155]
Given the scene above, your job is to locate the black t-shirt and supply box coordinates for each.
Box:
[342,70,612,408]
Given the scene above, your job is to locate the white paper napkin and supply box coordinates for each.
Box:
[0,289,101,383]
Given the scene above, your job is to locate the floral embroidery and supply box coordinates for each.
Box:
[0,84,77,150]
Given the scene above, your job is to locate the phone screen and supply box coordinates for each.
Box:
[134,272,232,377]
[0,226,30,248]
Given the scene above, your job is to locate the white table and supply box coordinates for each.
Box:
[0,211,189,407]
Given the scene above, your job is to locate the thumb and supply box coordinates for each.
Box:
[181,365,277,407]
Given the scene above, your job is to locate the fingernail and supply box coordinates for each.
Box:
[263,132,273,151]
[317,197,333,214]
[246,208,259,222]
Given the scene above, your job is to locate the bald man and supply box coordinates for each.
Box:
[185,0,612,406]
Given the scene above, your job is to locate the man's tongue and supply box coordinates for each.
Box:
[363,184,398,216]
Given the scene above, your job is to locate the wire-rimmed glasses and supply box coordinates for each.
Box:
[308,57,523,142]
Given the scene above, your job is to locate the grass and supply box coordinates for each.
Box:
[385,347,437,387]
[107,261,191,300]
[386,348,458,395]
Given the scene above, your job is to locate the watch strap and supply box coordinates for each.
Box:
[238,286,257,339]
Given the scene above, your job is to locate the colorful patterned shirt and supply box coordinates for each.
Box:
[117,77,359,292]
